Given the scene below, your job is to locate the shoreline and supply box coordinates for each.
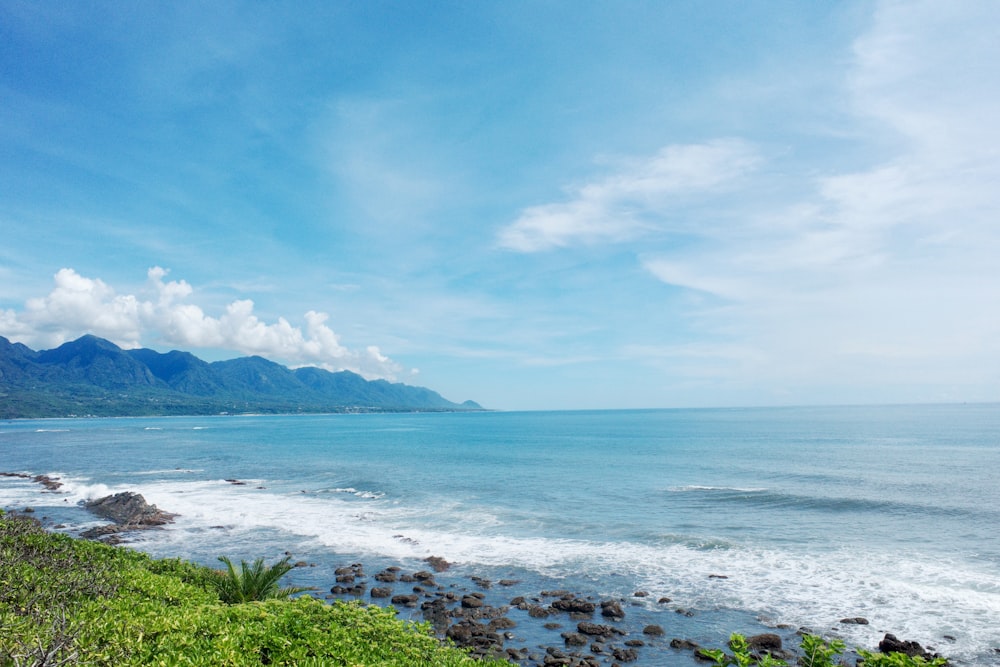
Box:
[2,472,958,666]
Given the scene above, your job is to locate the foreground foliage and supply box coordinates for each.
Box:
[700,632,947,667]
[212,556,311,604]
[0,512,504,666]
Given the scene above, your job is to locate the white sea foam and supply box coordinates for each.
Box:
[118,480,999,664]
[4,468,998,662]
[668,485,769,493]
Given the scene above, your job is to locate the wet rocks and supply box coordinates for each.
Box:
[424,555,451,572]
[79,492,176,541]
[1,472,64,491]
[840,616,870,625]
[391,593,419,607]
[746,633,782,651]
[600,599,625,620]
[879,633,943,661]
[552,596,596,615]
[576,622,623,638]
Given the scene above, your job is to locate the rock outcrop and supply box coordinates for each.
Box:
[80,491,176,541]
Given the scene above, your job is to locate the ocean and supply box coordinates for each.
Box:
[2,405,999,665]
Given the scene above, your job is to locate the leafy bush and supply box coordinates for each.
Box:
[699,633,946,667]
[0,513,506,666]
[858,650,948,666]
[211,556,311,604]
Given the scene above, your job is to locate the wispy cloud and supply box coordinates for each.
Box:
[497,139,760,252]
[0,268,402,380]
[636,0,1000,397]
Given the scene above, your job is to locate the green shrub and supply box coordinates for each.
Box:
[0,514,505,666]
[211,556,311,604]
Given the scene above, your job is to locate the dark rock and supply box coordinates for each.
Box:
[336,573,356,583]
[657,597,672,604]
[374,570,398,582]
[600,599,625,620]
[552,598,596,614]
[391,594,419,607]
[499,579,520,586]
[562,632,588,646]
[34,474,64,491]
[670,638,700,650]
[544,622,563,630]
[487,617,516,630]
[643,624,665,636]
[424,555,451,572]
[612,646,639,662]
[471,576,492,589]
[577,622,621,638]
[541,590,572,597]
[461,595,484,609]
[840,617,869,625]
[370,587,392,598]
[879,633,935,659]
[708,574,728,579]
[84,492,176,527]
[746,633,782,651]
[529,605,553,618]
[633,591,648,597]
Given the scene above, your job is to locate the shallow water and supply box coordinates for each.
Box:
[2,405,999,664]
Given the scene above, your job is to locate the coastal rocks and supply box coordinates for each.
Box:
[552,597,596,615]
[600,599,625,620]
[424,555,451,572]
[879,633,943,661]
[1,472,64,491]
[79,492,176,541]
[840,616,870,625]
[84,492,175,526]
[746,633,782,651]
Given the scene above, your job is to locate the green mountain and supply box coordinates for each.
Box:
[0,334,482,418]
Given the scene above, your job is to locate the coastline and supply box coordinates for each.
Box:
[2,472,957,667]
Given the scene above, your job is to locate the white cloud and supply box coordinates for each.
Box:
[636,0,1000,397]
[497,139,761,252]
[0,267,403,380]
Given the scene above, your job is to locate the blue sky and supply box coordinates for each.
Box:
[2,1,999,410]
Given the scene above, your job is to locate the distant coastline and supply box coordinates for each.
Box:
[0,334,483,419]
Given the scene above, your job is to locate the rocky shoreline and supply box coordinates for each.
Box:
[0,475,962,666]
[316,556,952,667]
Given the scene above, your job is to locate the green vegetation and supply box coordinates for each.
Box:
[700,632,947,667]
[0,511,506,666]
[212,556,311,604]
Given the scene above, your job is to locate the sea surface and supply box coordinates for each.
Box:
[2,405,999,665]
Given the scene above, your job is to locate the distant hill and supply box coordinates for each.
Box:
[0,334,483,418]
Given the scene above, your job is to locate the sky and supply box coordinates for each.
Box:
[2,1,999,411]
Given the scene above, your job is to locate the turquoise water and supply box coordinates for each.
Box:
[2,405,999,663]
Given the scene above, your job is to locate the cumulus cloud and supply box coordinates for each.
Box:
[497,139,761,252]
[0,267,403,380]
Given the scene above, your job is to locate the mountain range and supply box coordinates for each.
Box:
[0,334,482,418]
